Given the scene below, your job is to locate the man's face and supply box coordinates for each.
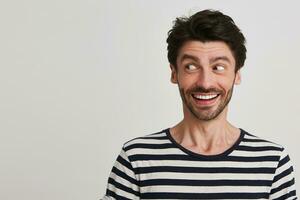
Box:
[170,40,241,121]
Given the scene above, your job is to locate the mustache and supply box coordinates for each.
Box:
[187,86,222,94]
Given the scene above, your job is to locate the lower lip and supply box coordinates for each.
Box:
[192,95,219,106]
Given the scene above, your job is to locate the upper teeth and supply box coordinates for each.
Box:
[194,94,218,100]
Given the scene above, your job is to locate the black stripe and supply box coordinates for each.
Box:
[124,131,165,145]
[141,192,269,199]
[124,143,174,151]
[108,177,140,197]
[126,143,283,151]
[138,136,169,140]
[111,166,139,186]
[149,130,165,135]
[243,138,271,143]
[236,145,282,151]
[273,166,293,183]
[271,178,295,194]
[140,179,272,187]
[278,154,290,168]
[273,190,297,200]
[106,188,131,200]
[135,166,275,174]
[125,130,168,146]
[129,154,280,162]
[117,154,134,171]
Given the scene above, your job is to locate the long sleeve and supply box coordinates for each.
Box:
[269,148,297,199]
[102,147,140,200]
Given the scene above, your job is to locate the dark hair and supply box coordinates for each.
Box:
[167,9,246,72]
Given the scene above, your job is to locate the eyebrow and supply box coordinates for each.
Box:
[179,54,200,63]
[179,54,232,65]
[209,56,232,64]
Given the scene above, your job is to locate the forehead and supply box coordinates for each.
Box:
[177,40,235,63]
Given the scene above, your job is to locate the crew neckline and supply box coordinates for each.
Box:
[165,128,245,160]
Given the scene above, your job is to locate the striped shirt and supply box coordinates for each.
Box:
[103,128,297,199]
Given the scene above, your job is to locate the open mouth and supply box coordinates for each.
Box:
[191,93,220,105]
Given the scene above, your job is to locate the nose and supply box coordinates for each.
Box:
[195,69,215,90]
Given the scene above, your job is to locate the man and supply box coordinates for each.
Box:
[102,10,297,199]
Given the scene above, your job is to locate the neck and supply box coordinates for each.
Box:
[170,107,240,155]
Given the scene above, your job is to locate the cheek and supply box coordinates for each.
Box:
[209,77,233,94]
[219,79,235,93]
[177,74,198,88]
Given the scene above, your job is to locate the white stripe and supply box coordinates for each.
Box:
[139,171,274,181]
[271,163,293,188]
[107,183,139,199]
[127,147,185,155]
[269,177,296,199]
[144,132,167,138]
[125,138,170,146]
[230,150,281,157]
[140,185,269,193]
[109,171,139,192]
[243,134,260,140]
[241,141,282,148]
[132,159,277,168]
[114,150,136,178]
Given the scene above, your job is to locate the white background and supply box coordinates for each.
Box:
[0,0,299,199]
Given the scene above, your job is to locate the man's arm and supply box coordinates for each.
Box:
[269,148,297,199]
[102,147,140,200]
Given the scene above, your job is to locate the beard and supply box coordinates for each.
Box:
[179,82,235,121]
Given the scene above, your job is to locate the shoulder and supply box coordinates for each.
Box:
[122,129,171,150]
[119,129,174,162]
[241,129,284,149]
[233,129,295,171]
[239,129,290,159]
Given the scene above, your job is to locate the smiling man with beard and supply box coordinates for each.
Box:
[102,10,297,199]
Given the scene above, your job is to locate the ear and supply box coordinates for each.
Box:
[170,64,178,84]
[234,70,241,85]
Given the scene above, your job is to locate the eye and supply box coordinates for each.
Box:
[214,65,225,72]
[186,64,198,71]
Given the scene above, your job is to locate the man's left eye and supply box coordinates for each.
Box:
[186,64,198,71]
[214,65,225,71]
